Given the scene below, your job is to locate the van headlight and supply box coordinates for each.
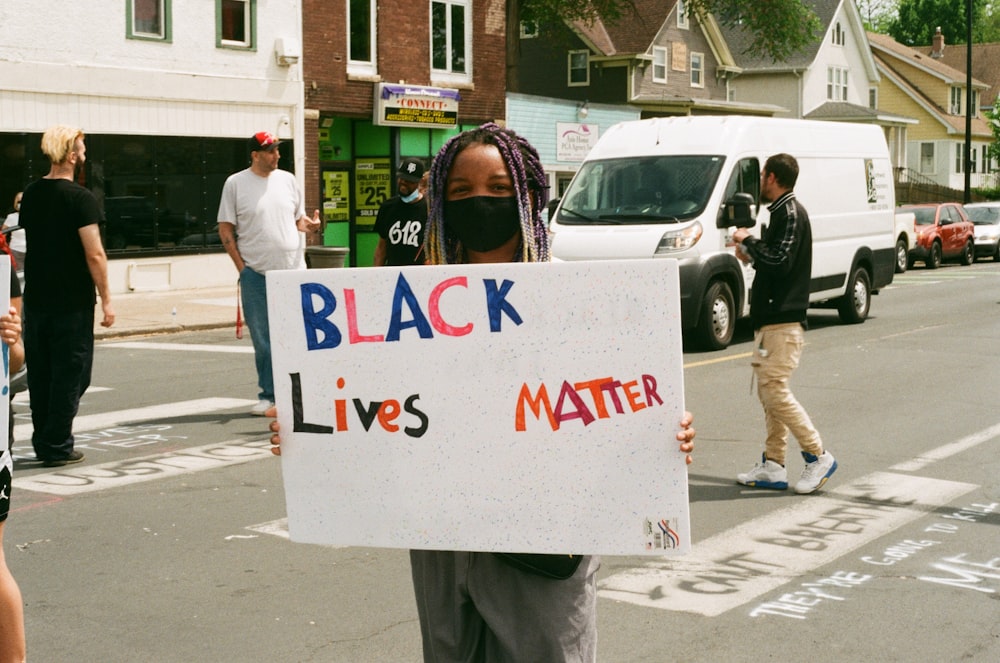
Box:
[654,222,703,254]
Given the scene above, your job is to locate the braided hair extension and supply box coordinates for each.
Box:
[425,123,549,265]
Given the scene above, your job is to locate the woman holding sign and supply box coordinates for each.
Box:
[270,123,694,663]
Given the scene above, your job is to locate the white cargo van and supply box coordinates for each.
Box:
[549,116,896,350]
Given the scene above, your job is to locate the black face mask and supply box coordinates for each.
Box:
[443,196,521,253]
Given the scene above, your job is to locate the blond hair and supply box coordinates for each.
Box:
[41,125,85,164]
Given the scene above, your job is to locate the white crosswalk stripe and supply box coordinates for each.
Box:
[12,397,256,442]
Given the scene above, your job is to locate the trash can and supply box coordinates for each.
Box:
[305,246,350,269]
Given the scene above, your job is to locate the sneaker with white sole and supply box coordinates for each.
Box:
[737,453,788,490]
[795,451,838,494]
[251,399,274,416]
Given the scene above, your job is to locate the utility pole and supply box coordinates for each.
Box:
[964,0,973,203]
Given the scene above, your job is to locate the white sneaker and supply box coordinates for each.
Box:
[737,453,788,490]
[251,399,274,416]
[795,451,838,494]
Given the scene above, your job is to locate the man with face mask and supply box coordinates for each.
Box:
[373,158,428,266]
[19,125,115,467]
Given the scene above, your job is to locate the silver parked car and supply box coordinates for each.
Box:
[965,202,1000,262]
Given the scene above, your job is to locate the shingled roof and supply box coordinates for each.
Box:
[720,0,841,69]
[934,42,1000,107]
[572,0,678,57]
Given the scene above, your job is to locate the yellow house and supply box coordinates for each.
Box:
[868,31,994,190]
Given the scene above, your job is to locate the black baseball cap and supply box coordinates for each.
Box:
[397,157,426,183]
[249,131,281,152]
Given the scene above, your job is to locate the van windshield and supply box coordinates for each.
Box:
[555,155,724,225]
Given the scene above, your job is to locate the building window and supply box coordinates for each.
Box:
[652,46,667,83]
[127,0,171,41]
[677,0,689,29]
[970,146,977,173]
[348,0,376,72]
[950,86,962,114]
[690,52,704,87]
[431,0,469,80]
[955,142,963,173]
[920,142,935,174]
[568,50,590,86]
[832,22,845,46]
[827,67,848,101]
[217,0,255,49]
[520,21,539,39]
[971,89,979,113]
[869,87,878,109]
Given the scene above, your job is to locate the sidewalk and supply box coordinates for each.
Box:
[94,285,239,339]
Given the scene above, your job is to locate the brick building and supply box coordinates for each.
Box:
[302,0,507,266]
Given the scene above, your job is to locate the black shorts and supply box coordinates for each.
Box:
[0,448,11,523]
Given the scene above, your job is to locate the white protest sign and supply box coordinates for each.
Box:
[267,259,689,555]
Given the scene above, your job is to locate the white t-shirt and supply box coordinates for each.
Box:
[217,168,306,273]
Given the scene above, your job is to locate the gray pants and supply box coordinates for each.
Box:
[410,550,599,663]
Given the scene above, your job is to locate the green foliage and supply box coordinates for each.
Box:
[516,0,822,62]
[687,0,823,61]
[986,99,1000,162]
[888,0,1000,45]
[856,0,898,31]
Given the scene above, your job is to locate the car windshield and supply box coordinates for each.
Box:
[909,208,937,225]
[965,206,1000,225]
[554,155,724,225]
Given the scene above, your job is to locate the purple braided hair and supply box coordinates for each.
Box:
[425,123,550,265]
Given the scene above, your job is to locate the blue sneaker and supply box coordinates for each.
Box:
[737,453,789,490]
[795,451,837,494]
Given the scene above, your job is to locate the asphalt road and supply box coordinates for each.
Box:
[7,259,1000,662]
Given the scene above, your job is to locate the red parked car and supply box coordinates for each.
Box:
[899,203,975,269]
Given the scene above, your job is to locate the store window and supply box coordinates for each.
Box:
[217,0,255,49]
[0,132,291,255]
[128,0,171,41]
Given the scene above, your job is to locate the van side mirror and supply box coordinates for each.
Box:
[718,192,756,229]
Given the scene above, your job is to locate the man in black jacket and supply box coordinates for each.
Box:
[731,153,837,495]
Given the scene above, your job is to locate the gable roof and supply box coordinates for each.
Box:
[867,31,988,89]
[934,42,1000,106]
[871,42,992,138]
[572,0,678,57]
[720,0,836,67]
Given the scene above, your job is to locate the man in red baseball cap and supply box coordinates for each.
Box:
[218,131,320,415]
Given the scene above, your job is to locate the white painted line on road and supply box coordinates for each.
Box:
[103,341,253,354]
[13,397,257,441]
[890,422,1000,472]
[12,386,111,404]
[598,472,976,616]
[13,438,272,495]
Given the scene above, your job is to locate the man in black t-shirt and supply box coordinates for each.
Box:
[19,125,115,467]
[374,157,428,266]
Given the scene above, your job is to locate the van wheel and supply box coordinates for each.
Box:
[959,240,974,266]
[926,242,942,269]
[697,281,735,351]
[894,238,908,273]
[837,267,871,324]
